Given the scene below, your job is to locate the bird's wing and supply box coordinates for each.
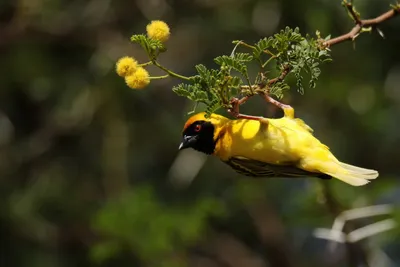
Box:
[224,156,331,179]
[293,118,314,133]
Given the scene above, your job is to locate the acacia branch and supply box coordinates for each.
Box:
[266,65,291,86]
[230,3,400,117]
[238,65,290,93]
[323,2,400,47]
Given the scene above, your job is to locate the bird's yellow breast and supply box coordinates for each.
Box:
[214,117,323,164]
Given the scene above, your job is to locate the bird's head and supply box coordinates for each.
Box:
[179,112,228,155]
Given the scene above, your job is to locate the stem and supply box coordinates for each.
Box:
[150,75,169,79]
[139,61,153,67]
[240,85,258,90]
[344,0,361,24]
[262,53,279,68]
[263,49,276,57]
[244,75,253,94]
[235,40,276,56]
[152,60,191,81]
[234,41,256,50]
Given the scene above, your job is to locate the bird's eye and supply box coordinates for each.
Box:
[194,124,202,132]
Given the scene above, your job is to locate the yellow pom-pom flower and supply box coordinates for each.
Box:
[116,56,138,77]
[146,20,170,42]
[125,67,150,89]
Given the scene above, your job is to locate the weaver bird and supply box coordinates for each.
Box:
[178,99,378,186]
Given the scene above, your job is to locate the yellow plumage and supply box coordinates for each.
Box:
[181,110,378,186]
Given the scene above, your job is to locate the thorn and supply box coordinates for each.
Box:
[351,32,360,41]
[376,27,385,39]
[230,41,242,57]
[188,102,199,115]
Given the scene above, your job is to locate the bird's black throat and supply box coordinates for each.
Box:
[181,121,216,155]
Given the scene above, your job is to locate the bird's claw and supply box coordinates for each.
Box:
[228,97,240,117]
[228,97,264,121]
[262,94,295,119]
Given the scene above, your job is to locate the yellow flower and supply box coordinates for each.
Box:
[146,20,170,42]
[125,67,150,89]
[116,56,138,77]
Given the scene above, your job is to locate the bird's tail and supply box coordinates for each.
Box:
[323,161,378,186]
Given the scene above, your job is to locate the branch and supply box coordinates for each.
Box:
[228,64,292,119]
[240,2,400,118]
[121,2,400,119]
[323,1,400,47]
[266,65,291,86]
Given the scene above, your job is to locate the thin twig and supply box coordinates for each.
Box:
[266,65,291,86]
[323,2,400,47]
[262,54,279,68]
[344,1,362,24]
[152,60,191,81]
[150,74,169,79]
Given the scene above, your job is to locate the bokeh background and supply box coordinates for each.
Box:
[1,0,400,266]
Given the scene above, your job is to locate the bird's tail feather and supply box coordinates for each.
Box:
[324,161,379,186]
[339,162,378,179]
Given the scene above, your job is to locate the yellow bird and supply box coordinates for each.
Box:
[178,105,378,186]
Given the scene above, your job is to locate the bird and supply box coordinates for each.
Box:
[178,106,378,186]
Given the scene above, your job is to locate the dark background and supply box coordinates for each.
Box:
[1,0,400,266]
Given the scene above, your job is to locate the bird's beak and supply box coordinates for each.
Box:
[179,135,198,150]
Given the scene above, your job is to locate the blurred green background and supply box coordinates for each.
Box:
[1,0,400,266]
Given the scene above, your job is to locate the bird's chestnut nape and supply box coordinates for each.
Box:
[179,120,216,154]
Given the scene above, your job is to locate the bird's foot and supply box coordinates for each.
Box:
[228,97,264,121]
[261,94,294,119]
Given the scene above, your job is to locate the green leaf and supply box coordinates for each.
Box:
[172,83,207,103]
[194,64,215,86]
[253,37,274,58]
[214,55,247,76]
[131,34,166,57]
[205,98,222,117]
[293,66,304,94]
[233,53,253,62]
[130,34,151,54]
[269,82,290,99]
[229,76,243,89]
[169,26,332,112]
